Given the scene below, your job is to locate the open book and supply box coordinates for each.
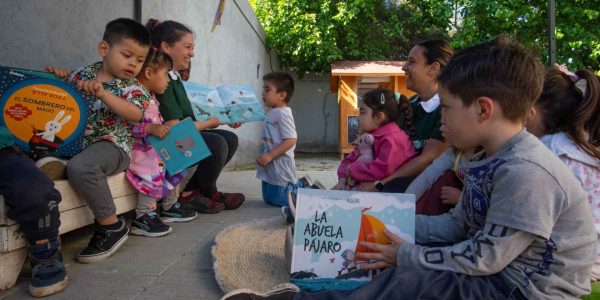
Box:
[182,82,266,124]
[290,189,415,292]
[0,66,92,158]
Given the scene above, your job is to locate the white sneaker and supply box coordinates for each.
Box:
[220,283,300,300]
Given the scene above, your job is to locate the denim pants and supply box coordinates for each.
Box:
[186,129,238,197]
[262,180,305,207]
[0,148,61,243]
[293,267,526,300]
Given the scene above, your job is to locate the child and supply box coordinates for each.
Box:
[256,71,308,206]
[332,88,416,190]
[223,36,597,300]
[0,126,67,297]
[126,47,198,237]
[48,18,151,263]
[526,66,600,280]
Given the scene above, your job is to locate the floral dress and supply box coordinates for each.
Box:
[126,94,186,199]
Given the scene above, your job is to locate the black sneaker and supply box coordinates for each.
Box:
[131,212,172,237]
[281,206,295,225]
[27,238,68,297]
[77,218,129,264]
[160,201,198,223]
[221,283,299,300]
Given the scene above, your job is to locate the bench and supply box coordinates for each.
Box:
[0,173,137,290]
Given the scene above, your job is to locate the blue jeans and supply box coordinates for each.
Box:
[262,180,305,207]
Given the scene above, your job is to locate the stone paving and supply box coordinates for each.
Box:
[0,155,338,300]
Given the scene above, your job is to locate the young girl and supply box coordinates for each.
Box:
[526,66,600,280]
[333,89,417,190]
[126,48,198,237]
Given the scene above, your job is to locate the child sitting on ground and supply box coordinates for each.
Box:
[332,89,416,190]
[126,47,198,237]
[223,36,597,300]
[47,18,151,263]
[526,65,600,281]
[256,71,311,207]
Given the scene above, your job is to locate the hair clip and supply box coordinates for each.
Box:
[554,63,580,82]
[380,93,386,105]
[575,78,588,97]
[152,46,158,52]
[394,92,402,103]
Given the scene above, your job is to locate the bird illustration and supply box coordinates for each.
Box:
[194,105,211,119]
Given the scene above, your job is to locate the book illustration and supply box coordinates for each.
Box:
[183,82,265,123]
[148,118,211,176]
[290,189,415,292]
[0,66,91,158]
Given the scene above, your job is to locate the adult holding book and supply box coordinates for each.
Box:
[147,19,244,213]
[360,39,453,193]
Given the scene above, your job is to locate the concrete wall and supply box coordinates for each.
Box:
[0,0,273,167]
[289,73,339,153]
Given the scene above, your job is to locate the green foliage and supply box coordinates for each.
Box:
[250,0,600,73]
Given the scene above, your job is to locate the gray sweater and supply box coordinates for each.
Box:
[397,130,596,299]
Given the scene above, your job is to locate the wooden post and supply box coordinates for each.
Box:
[338,76,358,157]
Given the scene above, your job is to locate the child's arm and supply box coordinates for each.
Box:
[77,80,143,122]
[131,122,170,140]
[257,138,296,166]
[337,148,359,179]
[405,149,456,200]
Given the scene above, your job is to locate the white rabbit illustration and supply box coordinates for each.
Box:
[37,110,71,142]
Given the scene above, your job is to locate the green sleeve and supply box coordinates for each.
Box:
[429,108,444,141]
[156,80,183,121]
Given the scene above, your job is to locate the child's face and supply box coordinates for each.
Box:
[163,33,195,71]
[439,86,481,150]
[525,105,546,137]
[99,38,149,80]
[358,103,380,133]
[402,46,437,94]
[262,81,286,108]
[143,66,170,94]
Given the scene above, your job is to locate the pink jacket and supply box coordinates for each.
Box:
[337,122,417,182]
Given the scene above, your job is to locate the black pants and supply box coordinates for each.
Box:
[186,129,238,196]
[0,148,61,243]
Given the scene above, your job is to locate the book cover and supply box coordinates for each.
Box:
[183,81,265,123]
[148,118,211,176]
[0,66,92,157]
[290,189,415,292]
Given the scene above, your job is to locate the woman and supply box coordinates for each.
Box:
[147,19,245,213]
[360,39,453,193]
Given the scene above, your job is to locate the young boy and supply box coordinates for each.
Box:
[223,36,597,299]
[0,126,67,297]
[256,72,314,207]
[56,18,151,263]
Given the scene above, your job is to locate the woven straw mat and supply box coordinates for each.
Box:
[212,217,289,294]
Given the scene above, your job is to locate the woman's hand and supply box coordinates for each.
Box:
[356,228,405,270]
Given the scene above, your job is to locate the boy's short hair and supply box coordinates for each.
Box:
[263,71,295,103]
[438,35,544,123]
[102,18,151,47]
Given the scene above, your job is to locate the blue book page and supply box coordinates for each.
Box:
[182,81,231,123]
[148,118,211,175]
[216,85,266,123]
[290,189,415,292]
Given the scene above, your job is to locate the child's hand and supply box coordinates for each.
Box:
[44,66,71,79]
[332,179,346,190]
[147,124,170,139]
[356,228,405,269]
[77,80,107,99]
[441,186,461,205]
[257,153,273,166]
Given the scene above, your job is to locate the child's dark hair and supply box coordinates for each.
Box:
[146,19,193,48]
[438,35,544,123]
[103,18,150,47]
[263,71,295,103]
[536,68,600,158]
[142,47,173,72]
[362,88,414,138]
[415,39,453,74]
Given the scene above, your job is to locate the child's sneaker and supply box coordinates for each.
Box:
[221,283,299,300]
[298,175,314,188]
[311,180,326,189]
[131,212,172,237]
[77,218,129,264]
[34,153,68,180]
[27,238,68,297]
[288,190,297,217]
[160,201,198,222]
[281,206,295,225]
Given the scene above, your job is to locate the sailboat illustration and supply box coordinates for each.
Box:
[354,207,391,262]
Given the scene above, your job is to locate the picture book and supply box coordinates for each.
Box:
[148,118,211,175]
[182,82,266,123]
[0,66,93,158]
[290,189,415,292]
